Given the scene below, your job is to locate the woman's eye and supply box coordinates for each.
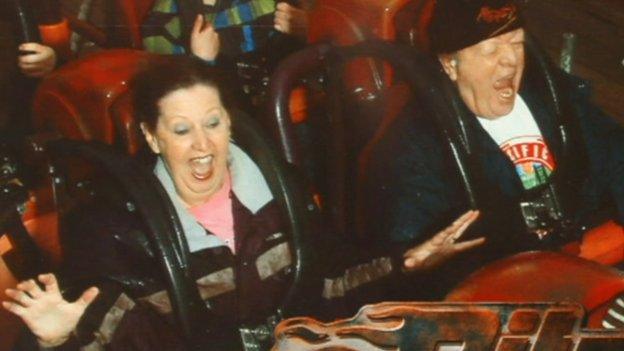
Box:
[173,127,189,135]
[206,117,221,129]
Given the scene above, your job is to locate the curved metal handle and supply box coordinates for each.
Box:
[10,0,41,44]
[268,42,333,166]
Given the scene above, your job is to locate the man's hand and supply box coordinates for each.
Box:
[274,2,308,39]
[403,210,486,272]
[17,43,57,78]
[190,14,220,62]
[2,273,99,347]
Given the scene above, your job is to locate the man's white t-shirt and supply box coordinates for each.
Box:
[477,96,556,190]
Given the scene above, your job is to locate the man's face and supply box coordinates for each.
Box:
[439,28,525,119]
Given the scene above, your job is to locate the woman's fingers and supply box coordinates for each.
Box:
[404,257,417,268]
[21,279,44,299]
[452,237,486,252]
[5,288,34,307]
[450,210,480,241]
[406,210,478,254]
[2,301,26,316]
[39,273,60,294]
[447,210,477,231]
[403,210,483,270]
[77,287,99,308]
[429,210,479,245]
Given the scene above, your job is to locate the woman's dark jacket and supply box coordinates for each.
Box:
[54,144,293,350]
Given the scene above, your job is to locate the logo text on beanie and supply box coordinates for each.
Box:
[477,4,517,24]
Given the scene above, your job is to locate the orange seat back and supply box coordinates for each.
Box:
[307,0,412,98]
[32,49,159,153]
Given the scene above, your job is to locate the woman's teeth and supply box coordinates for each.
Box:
[195,155,213,164]
[191,156,213,180]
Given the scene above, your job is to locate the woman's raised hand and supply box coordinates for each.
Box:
[2,273,99,347]
[190,14,220,62]
[403,210,486,272]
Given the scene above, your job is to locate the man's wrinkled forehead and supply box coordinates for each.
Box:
[428,0,524,54]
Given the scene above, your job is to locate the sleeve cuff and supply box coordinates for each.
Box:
[38,335,81,351]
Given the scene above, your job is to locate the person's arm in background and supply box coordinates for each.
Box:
[17,42,57,78]
[190,14,220,63]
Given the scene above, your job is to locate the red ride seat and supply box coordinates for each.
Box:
[446,251,624,328]
[32,49,160,154]
[308,0,424,98]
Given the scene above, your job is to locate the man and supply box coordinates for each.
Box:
[362,0,624,298]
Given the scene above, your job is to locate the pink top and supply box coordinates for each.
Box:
[189,174,236,253]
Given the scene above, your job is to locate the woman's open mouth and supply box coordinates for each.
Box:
[190,155,214,180]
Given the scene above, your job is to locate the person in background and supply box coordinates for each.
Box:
[1,1,59,141]
[143,0,310,62]
[143,0,311,110]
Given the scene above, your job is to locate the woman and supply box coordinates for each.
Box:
[2,57,293,350]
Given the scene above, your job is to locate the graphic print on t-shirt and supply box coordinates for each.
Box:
[500,135,555,189]
[477,96,556,190]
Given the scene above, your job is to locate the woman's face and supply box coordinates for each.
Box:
[142,84,231,206]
